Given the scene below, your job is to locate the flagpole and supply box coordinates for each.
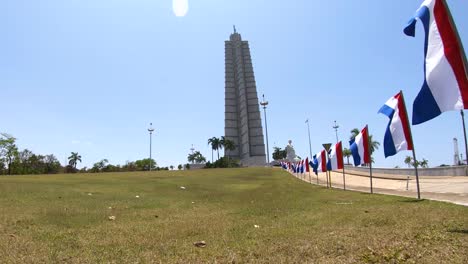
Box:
[366,125,373,194]
[326,171,329,188]
[342,166,346,190]
[323,143,332,189]
[401,91,421,199]
[461,110,468,165]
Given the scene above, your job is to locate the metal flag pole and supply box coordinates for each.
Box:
[401,91,421,199]
[323,143,332,189]
[460,110,468,165]
[342,165,346,190]
[366,125,373,194]
[306,120,313,184]
[339,142,346,190]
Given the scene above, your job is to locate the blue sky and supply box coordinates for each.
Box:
[1,0,467,169]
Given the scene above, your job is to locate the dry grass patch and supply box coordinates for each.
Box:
[0,168,467,263]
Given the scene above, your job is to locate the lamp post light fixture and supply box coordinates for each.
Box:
[333,120,339,143]
[190,144,195,164]
[148,123,155,171]
[260,94,270,165]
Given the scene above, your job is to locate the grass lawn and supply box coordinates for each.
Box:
[0,168,467,263]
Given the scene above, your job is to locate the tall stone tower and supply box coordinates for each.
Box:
[224,29,266,166]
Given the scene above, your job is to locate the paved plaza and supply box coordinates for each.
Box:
[292,170,468,206]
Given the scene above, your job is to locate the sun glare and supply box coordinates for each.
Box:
[173,0,189,17]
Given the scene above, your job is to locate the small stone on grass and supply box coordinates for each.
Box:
[193,241,206,248]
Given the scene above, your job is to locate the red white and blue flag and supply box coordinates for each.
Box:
[404,0,467,125]
[349,126,370,166]
[312,150,327,175]
[327,141,344,171]
[379,92,414,157]
[305,157,310,173]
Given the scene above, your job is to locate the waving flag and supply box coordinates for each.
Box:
[305,157,310,173]
[312,150,327,175]
[327,141,344,170]
[350,126,370,166]
[404,0,467,125]
[298,160,303,174]
[379,91,414,157]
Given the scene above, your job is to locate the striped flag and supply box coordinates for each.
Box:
[327,141,344,170]
[350,126,370,166]
[379,91,413,157]
[404,0,467,125]
[312,150,327,175]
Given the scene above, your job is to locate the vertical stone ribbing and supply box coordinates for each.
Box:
[224,32,266,166]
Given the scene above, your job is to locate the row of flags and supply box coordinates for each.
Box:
[282,0,466,200]
[280,142,344,175]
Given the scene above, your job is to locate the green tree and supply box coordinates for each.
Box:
[170,165,174,170]
[177,164,183,170]
[272,147,287,160]
[222,139,236,156]
[68,152,82,170]
[343,148,352,165]
[135,158,156,171]
[404,156,428,168]
[187,151,206,164]
[208,137,221,161]
[44,154,61,174]
[221,138,236,165]
[404,156,412,168]
[0,133,19,175]
[420,158,429,168]
[91,159,109,173]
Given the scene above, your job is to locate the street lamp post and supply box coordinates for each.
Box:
[306,119,313,159]
[333,120,339,143]
[148,123,155,171]
[260,94,270,165]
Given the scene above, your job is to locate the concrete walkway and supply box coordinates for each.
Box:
[290,170,468,206]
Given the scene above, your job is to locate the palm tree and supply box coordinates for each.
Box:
[368,135,380,156]
[420,158,429,168]
[207,137,221,161]
[222,139,236,166]
[187,151,207,164]
[343,148,352,165]
[219,136,226,154]
[404,156,412,168]
[350,128,360,140]
[68,152,82,169]
[223,139,236,155]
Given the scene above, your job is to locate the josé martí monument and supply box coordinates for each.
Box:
[224,28,267,167]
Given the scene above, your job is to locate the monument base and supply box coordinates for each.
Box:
[240,156,267,167]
